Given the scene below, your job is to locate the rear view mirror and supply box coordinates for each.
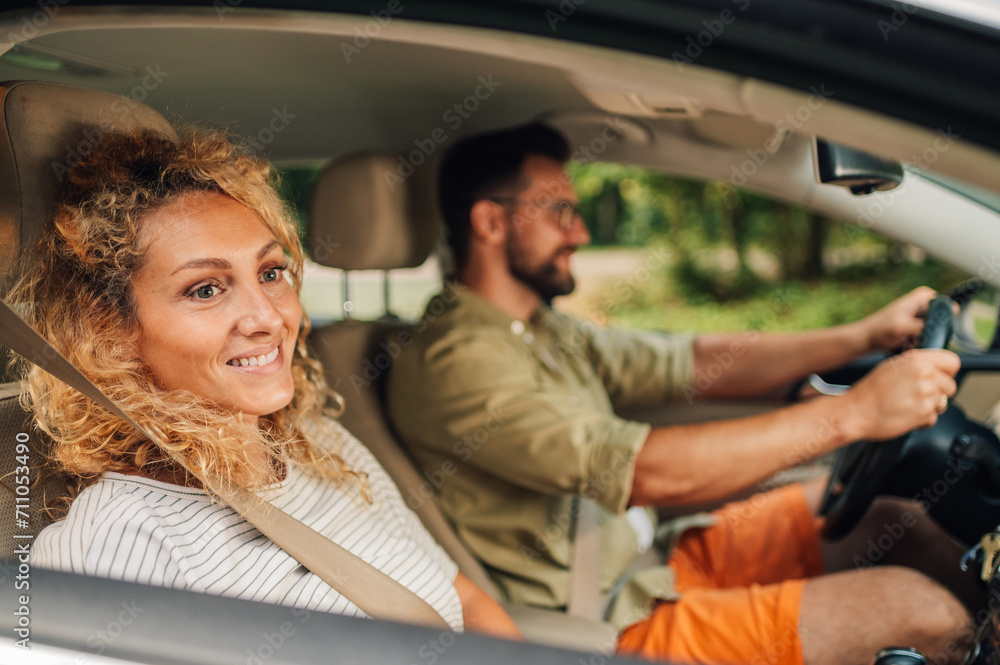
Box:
[813,138,904,195]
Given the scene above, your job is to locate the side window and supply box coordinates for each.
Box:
[300,258,443,324]
[559,163,969,335]
[278,165,442,325]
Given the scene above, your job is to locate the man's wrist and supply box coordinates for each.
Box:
[822,391,869,446]
[841,318,876,356]
[804,393,867,454]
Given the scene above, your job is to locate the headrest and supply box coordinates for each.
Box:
[307,151,438,271]
[0,80,176,290]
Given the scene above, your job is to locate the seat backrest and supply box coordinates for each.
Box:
[306,151,501,598]
[0,81,177,557]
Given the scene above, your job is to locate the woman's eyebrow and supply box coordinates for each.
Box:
[257,239,281,261]
[170,240,282,275]
[171,257,230,275]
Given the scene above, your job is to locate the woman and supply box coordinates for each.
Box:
[12,128,518,638]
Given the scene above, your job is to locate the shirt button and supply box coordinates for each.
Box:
[510,320,526,336]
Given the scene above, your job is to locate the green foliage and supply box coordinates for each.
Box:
[606,256,966,334]
[567,162,913,311]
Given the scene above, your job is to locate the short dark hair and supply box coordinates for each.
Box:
[438,123,569,270]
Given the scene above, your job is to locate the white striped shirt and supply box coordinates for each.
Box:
[30,419,464,631]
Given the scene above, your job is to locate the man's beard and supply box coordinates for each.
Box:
[506,236,576,301]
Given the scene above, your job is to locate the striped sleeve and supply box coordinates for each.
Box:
[31,483,187,589]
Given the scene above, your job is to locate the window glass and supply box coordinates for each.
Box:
[557,163,970,335]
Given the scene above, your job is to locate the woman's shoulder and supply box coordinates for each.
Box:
[30,473,217,574]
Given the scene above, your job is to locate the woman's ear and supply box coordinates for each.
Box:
[469,200,507,246]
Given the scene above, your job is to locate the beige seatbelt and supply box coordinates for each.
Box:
[568,497,604,621]
[0,301,449,630]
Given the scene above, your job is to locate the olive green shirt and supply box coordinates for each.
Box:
[386,284,697,626]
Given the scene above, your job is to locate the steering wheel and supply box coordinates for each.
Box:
[819,296,955,540]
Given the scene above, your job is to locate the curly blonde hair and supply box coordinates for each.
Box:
[7,128,364,504]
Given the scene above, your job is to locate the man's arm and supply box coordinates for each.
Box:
[693,286,936,399]
[630,347,960,506]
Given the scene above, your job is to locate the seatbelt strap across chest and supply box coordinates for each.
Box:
[568,496,604,621]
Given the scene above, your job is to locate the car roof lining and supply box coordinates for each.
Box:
[0,6,998,282]
[0,7,995,173]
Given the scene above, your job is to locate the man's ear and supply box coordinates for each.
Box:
[469,200,507,246]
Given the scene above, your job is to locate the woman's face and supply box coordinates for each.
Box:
[131,191,302,421]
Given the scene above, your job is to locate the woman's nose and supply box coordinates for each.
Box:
[235,284,284,336]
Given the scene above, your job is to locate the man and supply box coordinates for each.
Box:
[386,123,975,665]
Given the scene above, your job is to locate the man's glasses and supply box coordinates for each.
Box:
[488,197,584,232]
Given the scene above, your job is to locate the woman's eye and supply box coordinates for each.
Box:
[193,284,217,299]
[262,265,286,283]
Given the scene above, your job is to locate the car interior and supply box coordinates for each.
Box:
[2,3,1000,663]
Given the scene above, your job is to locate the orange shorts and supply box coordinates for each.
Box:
[618,484,825,665]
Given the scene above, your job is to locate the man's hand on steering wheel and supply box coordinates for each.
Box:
[856,286,941,353]
[840,347,961,442]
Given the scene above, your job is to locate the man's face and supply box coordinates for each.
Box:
[503,155,591,300]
